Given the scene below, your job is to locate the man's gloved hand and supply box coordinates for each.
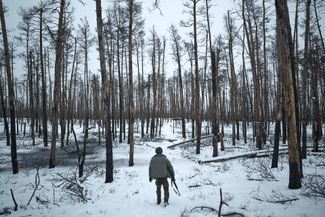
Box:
[149,178,153,182]
[172,177,176,182]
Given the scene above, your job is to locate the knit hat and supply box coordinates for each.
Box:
[155,147,163,154]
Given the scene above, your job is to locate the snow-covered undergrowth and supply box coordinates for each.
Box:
[0,121,324,217]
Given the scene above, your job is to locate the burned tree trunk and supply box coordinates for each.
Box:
[96,0,113,183]
[275,0,301,189]
[0,0,18,174]
[170,25,186,139]
[0,64,10,147]
[28,51,35,146]
[272,59,282,168]
[140,40,145,138]
[311,50,321,152]
[302,0,311,158]
[39,5,48,147]
[128,0,135,166]
[193,0,201,154]
[49,0,65,169]
[225,10,238,147]
[150,28,157,139]
[205,0,218,156]
[242,0,262,150]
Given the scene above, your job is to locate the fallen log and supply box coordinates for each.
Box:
[188,184,202,188]
[167,133,223,149]
[199,148,288,164]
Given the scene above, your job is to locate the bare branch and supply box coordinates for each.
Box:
[189,188,245,217]
[301,174,325,198]
[78,0,86,6]
[251,188,298,204]
[10,189,18,211]
[151,0,163,15]
[27,168,41,206]
[191,206,218,213]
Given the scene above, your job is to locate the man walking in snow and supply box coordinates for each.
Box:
[149,147,175,206]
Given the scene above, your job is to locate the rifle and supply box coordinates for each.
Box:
[167,165,180,196]
[171,179,181,196]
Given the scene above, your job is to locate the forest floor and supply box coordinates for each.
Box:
[0,121,325,217]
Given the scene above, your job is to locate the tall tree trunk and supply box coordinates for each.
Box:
[313,0,325,54]
[155,39,161,137]
[150,28,157,139]
[226,10,237,147]
[254,23,263,149]
[272,57,282,168]
[189,49,195,139]
[49,0,65,169]
[302,0,311,159]
[116,16,123,143]
[193,0,201,154]
[220,89,225,151]
[136,41,141,135]
[158,38,166,136]
[39,5,48,147]
[80,38,89,178]
[123,47,127,141]
[293,0,300,149]
[205,0,218,156]
[141,40,145,138]
[242,0,262,150]
[281,88,287,144]
[29,51,35,146]
[241,31,248,145]
[106,23,115,142]
[275,0,301,189]
[47,47,52,122]
[146,74,150,135]
[171,25,186,139]
[128,0,135,167]
[0,65,10,147]
[96,0,113,183]
[150,29,157,139]
[35,54,41,137]
[66,37,77,146]
[60,42,68,148]
[311,51,320,152]
[262,0,269,142]
[0,0,18,174]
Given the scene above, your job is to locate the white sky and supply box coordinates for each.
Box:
[3,0,235,79]
[3,0,324,80]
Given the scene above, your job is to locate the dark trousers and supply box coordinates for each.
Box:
[155,177,169,203]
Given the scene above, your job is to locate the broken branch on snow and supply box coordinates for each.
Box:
[10,188,17,211]
[301,174,325,198]
[251,188,298,204]
[27,168,41,206]
[190,188,245,217]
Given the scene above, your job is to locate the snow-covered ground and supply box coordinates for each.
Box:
[0,121,325,217]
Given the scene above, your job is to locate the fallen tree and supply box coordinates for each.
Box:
[198,148,288,164]
[168,133,223,149]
